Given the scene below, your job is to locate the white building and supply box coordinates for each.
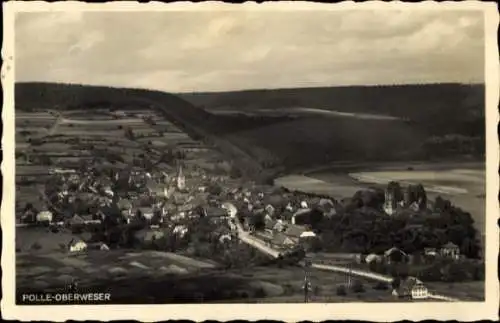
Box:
[69,240,87,252]
[411,281,429,300]
[36,211,53,223]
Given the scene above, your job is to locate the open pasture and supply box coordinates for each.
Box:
[59,117,145,125]
[16,165,50,176]
[16,111,55,119]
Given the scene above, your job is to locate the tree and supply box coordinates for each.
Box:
[336,285,347,296]
[208,184,223,196]
[387,181,404,203]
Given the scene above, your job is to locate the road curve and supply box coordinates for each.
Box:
[233,213,461,302]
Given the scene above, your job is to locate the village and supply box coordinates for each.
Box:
[16,139,479,302]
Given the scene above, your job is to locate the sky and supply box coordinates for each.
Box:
[15,9,485,93]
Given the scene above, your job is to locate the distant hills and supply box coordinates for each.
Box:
[16,82,485,174]
[178,83,485,137]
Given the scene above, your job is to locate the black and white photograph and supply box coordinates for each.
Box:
[2,1,499,321]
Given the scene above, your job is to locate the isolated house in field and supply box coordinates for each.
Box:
[440,242,460,260]
[69,239,87,252]
[392,277,428,300]
[36,210,53,223]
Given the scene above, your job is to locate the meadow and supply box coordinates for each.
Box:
[16,245,399,304]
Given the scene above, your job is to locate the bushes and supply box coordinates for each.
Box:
[351,280,365,293]
[254,287,267,298]
[282,283,295,295]
[336,285,347,296]
[373,281,389,290]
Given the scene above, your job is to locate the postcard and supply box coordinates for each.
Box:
[1,1,499,321]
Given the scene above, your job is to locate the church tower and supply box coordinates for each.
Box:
[176,163,186,191]
[384,189,395,215]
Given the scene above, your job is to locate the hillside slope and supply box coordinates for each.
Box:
[178,83,485,137]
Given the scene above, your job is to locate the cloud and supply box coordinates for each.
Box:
[15,9,485,92]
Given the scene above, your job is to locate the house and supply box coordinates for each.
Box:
[440,242,460,260]
[384,247,409,264]
[365,253,383,264]
[203,207,229,218]
[87,242,110,251]
[219,233,232,244]
[271,232,296,249]
[409,201,420,212]
[392,277,428,300]
[299,231,317,239]
[265,204,276,216]
[273,219,286,232]
[36,210,53,223]
[424,248,438,257]
[137,207,155,221]
[70,214,85,227]
[103,186,114,198]
[221,202,238,218]
[69,239,87,252]
[99,243,110,251]
[173,224,189,238]
[291,208,311,225]
[284,224,307,243]
[134,229,165,243]
[81,214,101,225]
[117,198,133,211]
[300,201,309,209]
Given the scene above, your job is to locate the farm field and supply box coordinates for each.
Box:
[16,248,218,300]
[16,246,399,304]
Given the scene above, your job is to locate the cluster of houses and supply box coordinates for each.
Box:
[365,242,461,266]
[18,161,242,253]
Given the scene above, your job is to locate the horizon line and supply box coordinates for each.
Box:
[14,80,486,95]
